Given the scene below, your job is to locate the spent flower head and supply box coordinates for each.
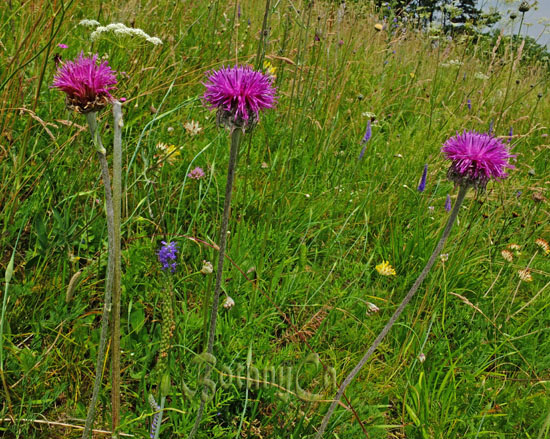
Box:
[158,241,178,273]
[184,120,202,136]
[535,238,550,255]
[223,296,235,309]
[203,65,277,131]
[518,268,533,282]
[441,130,515,189]
[52,52,117,113]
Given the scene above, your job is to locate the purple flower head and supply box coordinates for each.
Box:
[52,52,117,113]
[359,119,372,160]
[187,166,205,180]
[445,194,452,212]
[203,65,277,131]
[442,130,515,189]
[157,240,178,272]
[467,99,471,111]
[57,43,68,49]
[508,126,513,143]
[417,164,428,192]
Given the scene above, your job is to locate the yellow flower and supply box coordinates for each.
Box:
[263,60,277,78]
[376,261,396,276]
[156,142,181,164]
[374,23,384,31]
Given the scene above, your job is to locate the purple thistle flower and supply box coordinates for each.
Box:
[441,130,515,189]
[203,65,277,131]
[187,166,205,180]
[445,194,452,212]
[57,43,68,49]
[148,394,161,439]
[52,52,117,113]
[417,164,428,192]
[157,241,178,272]
[467,99,471,110]
[358,119,372,160]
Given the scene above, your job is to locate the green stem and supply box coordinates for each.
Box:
[111,102,123,434]
[82,111,115,439]
[188,127,243,439]
[314,185,469,439]
[0,225,23,417]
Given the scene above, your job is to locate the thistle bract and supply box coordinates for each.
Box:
[203,65,277,131]
[441,130,515,189]
[52,52,117,113]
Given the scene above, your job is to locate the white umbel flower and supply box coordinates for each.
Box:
[91,22,163,45]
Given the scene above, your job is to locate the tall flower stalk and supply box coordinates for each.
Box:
[188,65,276,439]
[52,53,122,438]
[315,130,515,438]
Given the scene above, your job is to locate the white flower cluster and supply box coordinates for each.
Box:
[441,59,464,67]
[79,19,101,27]
[474,72,490,80]
[90,23,163,45]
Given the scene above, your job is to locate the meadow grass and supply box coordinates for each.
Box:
[1,0,549,437]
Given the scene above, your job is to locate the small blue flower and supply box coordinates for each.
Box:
[467,99,471,111]
[508,126,513,143]
[359,119,372,160]
[445,194,452,212]
[417,164,428,192]
[148,394,161,439]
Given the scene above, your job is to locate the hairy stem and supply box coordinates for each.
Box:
[315,185,469,438]
[111,102,123,435]
[82,111,115,439]
[188,128,242,439]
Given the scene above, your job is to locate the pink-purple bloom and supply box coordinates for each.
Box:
[52,52,117,113]
[187,166,205,180]
[442,130,515,189]
[57,43,68,49]
[158,241,178,272]
[203,65,277,131]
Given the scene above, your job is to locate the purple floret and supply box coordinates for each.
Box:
[187,166,205,180]
[442,130,515,189]
[203,65,277,130]
[157,241,178,273]
[52,52,117,113]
